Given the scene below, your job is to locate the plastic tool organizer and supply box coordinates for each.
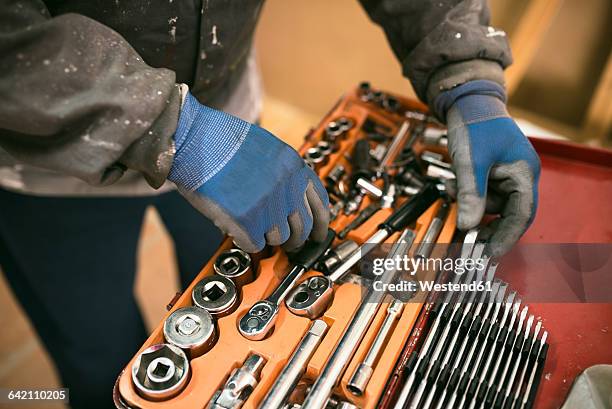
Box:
[115,84,461,409]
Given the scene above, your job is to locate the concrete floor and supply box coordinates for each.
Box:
[0,96,316,409]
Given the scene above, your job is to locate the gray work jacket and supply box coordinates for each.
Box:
[0,0,511,196]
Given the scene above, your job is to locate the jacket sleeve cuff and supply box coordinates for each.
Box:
[426,59,506,119]
[118,84,182,189]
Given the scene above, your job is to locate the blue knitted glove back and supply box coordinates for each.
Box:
[168,92,329,253]
[435,80,541,256]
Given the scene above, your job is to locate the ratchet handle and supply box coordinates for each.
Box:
[380,183,440,233]
[287,228,335,268]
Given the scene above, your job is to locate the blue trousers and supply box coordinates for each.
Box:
[0,188,223,408]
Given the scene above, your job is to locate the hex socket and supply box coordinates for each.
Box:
[192,275,238,318]
[131,343,190,401]
[213,248,253,288]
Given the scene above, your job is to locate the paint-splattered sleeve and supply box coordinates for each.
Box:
[358,0,512,108]
[0,1,181,188]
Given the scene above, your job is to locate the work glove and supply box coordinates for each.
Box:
[168,92,330,253]
[434,80,541,257]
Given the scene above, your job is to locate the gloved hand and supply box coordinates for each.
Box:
[434,80,541,256]
[168,92,330,253]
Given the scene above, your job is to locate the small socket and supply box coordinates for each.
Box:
[316,140,333,156]
[304,147,327,171]
[192,275,239,317]
[213,248,253,288]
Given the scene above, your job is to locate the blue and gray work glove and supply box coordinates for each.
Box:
[168,92,330,253]
[435,80,541,257]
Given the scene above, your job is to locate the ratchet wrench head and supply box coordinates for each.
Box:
[238,300,279,340]
[285,276,334,319]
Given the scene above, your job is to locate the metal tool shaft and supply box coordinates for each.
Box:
[393,230,480,409]
[487,306,529,409]
[347,299,404,396]
[328,229,388,282]
[300,230,416,409]
[409,264,483,409]
[378,121,411,172]
[499,314,535,409]
[474,298,523,409]
[443,281,502,409]
[508,321,542,408]
[433,289,490,409]
[414,201,450,259]
[455,283,508,409]
[419,268,492,409]
[259,320,328,409]
[519,331,548,409]
[329,183,440,283]
[466,293,516,409]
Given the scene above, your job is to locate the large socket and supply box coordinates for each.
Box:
[131,343,190,401]
[163,306,217,358]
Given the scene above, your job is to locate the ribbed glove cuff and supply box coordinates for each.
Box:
[433,80,508,123]
[168,92,250,191]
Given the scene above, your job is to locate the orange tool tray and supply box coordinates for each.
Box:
[115,85,458,408]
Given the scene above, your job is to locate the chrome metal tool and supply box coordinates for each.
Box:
[163,306,216,357]
[300,229,416,409]
[347,298,404,396]
[209,354,267,409]
[131,343,190,401]
[259,320,329,409]
[238,229,335,340]
[286,184,439,320]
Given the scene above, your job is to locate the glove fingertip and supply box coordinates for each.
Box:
[282,237,306,252]
[456,208,482,231]
[233,238,264,254]
[310,221,329,243]
[305,182,330,243]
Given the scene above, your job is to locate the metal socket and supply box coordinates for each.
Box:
[337,117,354,132]
[316,140,334,156]
[131,343,190,401]
[382,95,400,112]
[325,165,345,187]
[164,306,216,358]
[304,147,327,171]
[318,240,359,275]
[213,248,253,288]
[192,275,239,317]
[324,121,344,142]
[422,127,448,147]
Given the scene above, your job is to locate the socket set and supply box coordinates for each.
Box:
[114,83,549,409]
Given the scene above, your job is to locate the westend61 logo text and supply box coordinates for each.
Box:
[371,255,487,276]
